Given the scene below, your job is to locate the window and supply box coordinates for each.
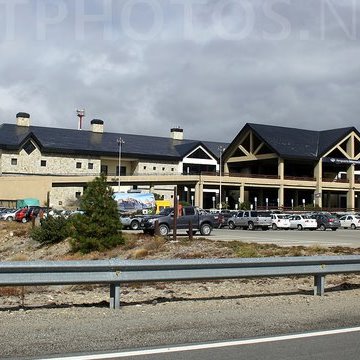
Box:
[153,166,156,171]
[11,158,17,166]
[41,160,47,167]
[184,207,195,216]
[116,166,126,176]
[143,166,147,170]
[76,162,82,169]
[23,141,36,155]
[88,163,94,170]
[162,167,165,171]
[75,192,81,199]
[171,168,174,172]
[101,165,108,175]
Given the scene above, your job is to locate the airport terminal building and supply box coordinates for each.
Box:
[1,112,360,211]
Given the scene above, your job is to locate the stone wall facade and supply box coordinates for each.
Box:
[1,141,101,176]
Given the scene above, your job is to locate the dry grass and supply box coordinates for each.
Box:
[0,287,22,296]
[129,248,149,259]
[0,222,32,234]
[1,221,360,262]
[143,237,166,252]
[9,254,29,261]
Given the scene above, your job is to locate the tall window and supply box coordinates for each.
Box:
[116,166,126,176]
[101,165,108,175]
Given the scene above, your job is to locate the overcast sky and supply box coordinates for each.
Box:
[0,0,360,142]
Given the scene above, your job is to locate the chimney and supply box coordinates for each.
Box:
[91,119,104,133]
[170,127,183,140]
[16,112,30,127]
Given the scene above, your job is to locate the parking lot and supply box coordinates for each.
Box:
[207,228,360,248]
[124,227,360,248]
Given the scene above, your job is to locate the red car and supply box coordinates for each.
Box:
[15,207,35,223]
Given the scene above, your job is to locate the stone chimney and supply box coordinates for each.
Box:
[16,112,30,127]
[91,119,104,133]
[171,127,183,140]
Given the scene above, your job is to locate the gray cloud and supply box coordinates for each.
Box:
[0,0,360,142]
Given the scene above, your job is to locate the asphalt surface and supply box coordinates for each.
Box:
[61,328,360,360]
[202,228,360,248]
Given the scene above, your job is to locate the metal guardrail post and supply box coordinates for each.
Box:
[188,220,193,240]
[154,220,159,236]
[173,186,178,241]
[314,274,325,296]
[110,283,120,309]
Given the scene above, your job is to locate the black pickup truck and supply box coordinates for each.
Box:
[140,206,215,236]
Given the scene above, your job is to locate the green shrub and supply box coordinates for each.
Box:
[239,201,251,210]
[31,216,70,245]
[70,174,123,253]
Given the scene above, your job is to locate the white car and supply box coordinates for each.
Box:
[339,215,360,229]
[288,214,317,230]
[0,209,19,221]
[270,214,290,230]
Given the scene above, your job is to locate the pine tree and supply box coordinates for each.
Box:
[70,174,123,253]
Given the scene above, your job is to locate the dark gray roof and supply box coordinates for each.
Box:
[225,123,358,160]
[0,124,227,160]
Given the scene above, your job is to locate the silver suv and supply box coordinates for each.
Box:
[227,210,271,230]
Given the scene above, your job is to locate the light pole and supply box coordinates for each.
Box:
[302,198,306,210]
[254,197,257,210]
[212,196,216,209]
[117,137,125,192]
[218,145,225,211]
[265,197,268,210]
[191,195,194,206]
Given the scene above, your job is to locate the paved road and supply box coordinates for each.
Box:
[205,228,360,248]
[50,327,360,360]
[126,228,360,247]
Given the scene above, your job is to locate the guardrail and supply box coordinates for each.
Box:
[1,256,360,309]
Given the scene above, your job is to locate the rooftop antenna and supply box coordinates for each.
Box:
[76,109,85,130]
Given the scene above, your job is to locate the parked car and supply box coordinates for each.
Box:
[227,210,271,230]
[270,213,290,230]
[196,208,224,228]
[120,215,143,230]
[216,210,237,228]
[15,207,32,223]
[15,206,43,223]
[310,213,341,231]
[141,206,215,236]
[339,214,360,229]
[0,209,19,221]
[288,214,317,230]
